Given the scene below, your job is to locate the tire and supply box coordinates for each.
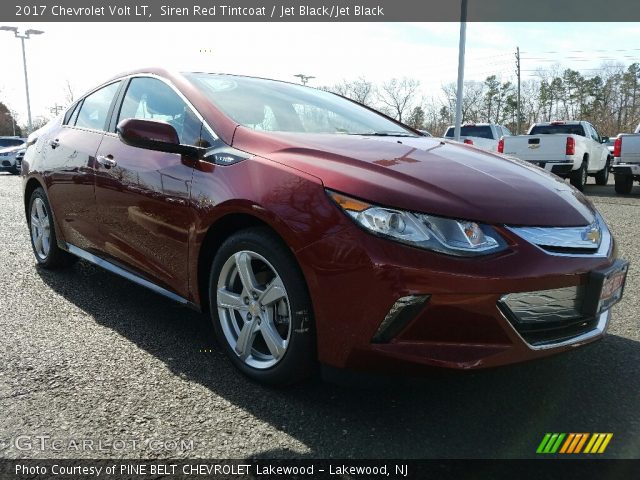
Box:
[27,188,77,269]
[570,161,588,191]
[614,174,634,195]
[208,227,315,386]
[595,159,610,186]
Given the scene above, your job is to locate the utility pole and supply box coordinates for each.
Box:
[516,46,521,134]
[0,26,44,132]
[294,74,315,86]
[453,0,468,142]
[50,104,64,116]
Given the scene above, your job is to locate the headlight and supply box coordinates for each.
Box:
[327,190,507,257]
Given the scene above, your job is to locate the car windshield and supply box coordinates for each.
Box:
[444,126,493,139]
[529,124,586,136]
[185,73,416,136]
[0,138,24,148]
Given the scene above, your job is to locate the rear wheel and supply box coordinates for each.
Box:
[208,227,315,385]
[614,174,634,195]
[570,161,588,191]
[28,188,77,269]
[595,159,610,186]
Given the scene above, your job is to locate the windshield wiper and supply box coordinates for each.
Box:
[348,132,417,137]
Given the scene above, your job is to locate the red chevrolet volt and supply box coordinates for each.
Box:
[22,68,628,384]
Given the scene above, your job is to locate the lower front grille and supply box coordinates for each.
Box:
[498,286,599,347]
[1,161,10,167]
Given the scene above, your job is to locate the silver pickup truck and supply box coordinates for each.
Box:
[612,122,640,194]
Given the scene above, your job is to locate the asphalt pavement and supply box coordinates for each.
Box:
[0,172,638,459]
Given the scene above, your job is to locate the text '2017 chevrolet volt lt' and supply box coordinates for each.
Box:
[22,68,628,385]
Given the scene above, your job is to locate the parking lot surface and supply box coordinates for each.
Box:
[0,173,638,459]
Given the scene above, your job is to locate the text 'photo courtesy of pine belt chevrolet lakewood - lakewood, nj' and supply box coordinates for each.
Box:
[21,68,628,385]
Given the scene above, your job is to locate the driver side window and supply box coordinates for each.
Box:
[117,77,214,147]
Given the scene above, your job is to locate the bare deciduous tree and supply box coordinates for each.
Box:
[377,77,420,122]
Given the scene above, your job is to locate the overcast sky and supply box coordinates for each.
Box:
[1,22,639,126]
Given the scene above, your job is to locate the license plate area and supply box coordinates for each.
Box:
[582,260,628,316]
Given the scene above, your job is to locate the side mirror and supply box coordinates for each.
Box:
[116,118,202,157]
[601,136,609,143]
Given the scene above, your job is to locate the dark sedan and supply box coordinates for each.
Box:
[22,68,627,384]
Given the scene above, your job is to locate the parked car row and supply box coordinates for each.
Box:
[444,120,640,194]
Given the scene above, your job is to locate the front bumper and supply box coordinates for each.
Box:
[296,221,620,373]
[0,155,19,171]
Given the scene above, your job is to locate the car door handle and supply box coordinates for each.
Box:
[49,139,59,149]
[96,155,117,169]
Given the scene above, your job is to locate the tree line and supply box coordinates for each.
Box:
[321,62,640,137]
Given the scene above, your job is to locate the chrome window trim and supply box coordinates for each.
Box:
[115,73,219,142]
[64,80,124,135]
[60,73,220,142]
[506,213,611,258]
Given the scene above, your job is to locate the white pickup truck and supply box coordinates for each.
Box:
[499,121,610,191]
[443,123,512,152]
[611,122,640,194]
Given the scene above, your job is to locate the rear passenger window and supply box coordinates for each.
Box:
[74,82,121,131]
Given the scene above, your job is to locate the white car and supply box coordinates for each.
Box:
[0,137,26,175]
[443,123,512,152]
[499,121,610,191]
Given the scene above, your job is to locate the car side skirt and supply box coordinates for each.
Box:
[66,244,199,310]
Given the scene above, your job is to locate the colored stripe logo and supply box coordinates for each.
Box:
[537,433,613,454]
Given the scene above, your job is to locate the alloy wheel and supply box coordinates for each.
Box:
[216,250,292,370]
[30,197,51,260]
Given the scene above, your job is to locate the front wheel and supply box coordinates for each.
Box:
[614,174,634,195]
[570,161,588,191]
[28,188,77,269]
[208,228,315,385]
[595,159,610,186]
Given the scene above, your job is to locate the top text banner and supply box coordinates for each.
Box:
[3,0,640,22]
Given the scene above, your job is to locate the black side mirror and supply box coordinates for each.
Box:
[117,118,203,158]
[601,136,609,143]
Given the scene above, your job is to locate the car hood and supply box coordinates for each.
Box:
[0,145,25,154]
[232,128,596,227]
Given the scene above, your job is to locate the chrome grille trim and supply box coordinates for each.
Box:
[499,309,610,351]
[499,286,584,324]
[507,213,611,257]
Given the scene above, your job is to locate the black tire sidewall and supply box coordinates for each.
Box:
[595,159,610,185]
[570,162,587,191]
[208,228,315,386]
[28,188,75,269]
[614,175,633,194]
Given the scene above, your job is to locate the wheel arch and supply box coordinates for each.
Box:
[23,177,45,220]
[195,212,312,315]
